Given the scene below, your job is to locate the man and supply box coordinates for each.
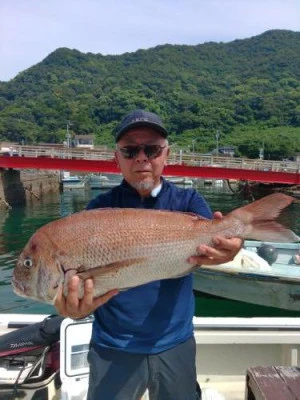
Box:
[55,109,242,400]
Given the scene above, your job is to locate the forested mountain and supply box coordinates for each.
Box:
[0,29,299,159]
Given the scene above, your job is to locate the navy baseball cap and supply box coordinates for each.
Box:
[114,109,168,142]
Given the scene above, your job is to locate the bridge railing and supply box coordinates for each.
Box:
[13,145,116,161]
[9,145,300,174]
[168,153,300,173]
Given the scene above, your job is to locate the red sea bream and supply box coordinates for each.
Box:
[12,193,299,304]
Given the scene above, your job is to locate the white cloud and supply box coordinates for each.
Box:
[0,0,299,81]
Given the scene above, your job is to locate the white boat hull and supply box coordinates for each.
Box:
[166,176,194,185]
[194,269,300,310]
[193,240,300,311]
[89,174,120,190]
[63,182,88,190]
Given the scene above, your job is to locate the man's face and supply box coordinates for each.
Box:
[115,127,169,196]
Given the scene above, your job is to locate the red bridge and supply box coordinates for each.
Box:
[0,145,299,185]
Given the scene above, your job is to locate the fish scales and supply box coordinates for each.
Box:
[12,194,300,304]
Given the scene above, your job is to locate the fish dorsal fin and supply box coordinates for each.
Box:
[183,212,209,220]
[157,210,208,220]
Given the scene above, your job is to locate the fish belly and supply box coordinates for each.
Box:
[81,239,198,297]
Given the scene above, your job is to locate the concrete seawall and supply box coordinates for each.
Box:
[0,169,60,208]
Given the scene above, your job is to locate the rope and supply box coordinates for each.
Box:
[226,179,244,193]
[24,186,40,200]
[226,180,255,201]
[0,197,12,209]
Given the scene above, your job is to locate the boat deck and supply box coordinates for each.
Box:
[1,315,300,400]
[200,378,245,400]
[141,379,245,400]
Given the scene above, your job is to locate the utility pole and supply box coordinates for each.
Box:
[216,130,220,154]
[259,141,264,160]
[192,139,196,155]
[66,121,72,148]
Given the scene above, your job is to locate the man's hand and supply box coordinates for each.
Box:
[54,275,119,319]
[188,211,243,266]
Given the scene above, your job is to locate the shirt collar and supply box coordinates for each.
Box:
[151,183,162,197]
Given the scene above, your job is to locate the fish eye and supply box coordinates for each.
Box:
[23,258,33,269]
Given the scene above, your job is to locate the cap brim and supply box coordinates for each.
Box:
[115,121,168,142]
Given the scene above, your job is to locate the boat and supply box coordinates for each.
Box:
[193,240,300,311]
[89,173,119,190]
[61,171,81,184]
[213,179,224,186]
[62,178,89,191]
[166,176,194,186]
[60,172,90,191]
[280,185,300,199]
[1,313,300,400]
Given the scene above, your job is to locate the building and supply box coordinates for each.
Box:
[211,146,236,157]
[73,135,95,149]
[293,153,300,162]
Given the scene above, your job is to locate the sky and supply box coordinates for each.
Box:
[1,0,299,81]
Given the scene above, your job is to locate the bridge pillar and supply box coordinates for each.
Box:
[0,169,26,207]
[0,169,60,208]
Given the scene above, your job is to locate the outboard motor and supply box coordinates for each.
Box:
[257,244,278,265]
[0,314,64,399]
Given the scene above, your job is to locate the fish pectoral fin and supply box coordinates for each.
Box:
[77,258,146,280]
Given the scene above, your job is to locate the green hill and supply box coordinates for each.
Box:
[0,29,299,159]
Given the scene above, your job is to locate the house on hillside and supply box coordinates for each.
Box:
[0,142,19,156]
[293,153,300,162]
[73,135,95,149]
[211,146,236,157]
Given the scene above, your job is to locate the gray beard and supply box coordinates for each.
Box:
[131,180,155,194]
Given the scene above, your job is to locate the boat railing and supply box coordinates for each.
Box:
[193,316,300,363]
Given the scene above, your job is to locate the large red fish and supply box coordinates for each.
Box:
[12,193,299,304]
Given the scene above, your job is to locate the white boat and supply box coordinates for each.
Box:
[61,176,81,184]
[213,179,224,185]
[89,173,119,190]
[61,171,81,184]
[1,314,300,400]
[193,240,300,311]
[61,172,90,191]
[62,179,89,191]
[166,176,194,186]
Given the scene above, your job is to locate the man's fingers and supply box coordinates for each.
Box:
[213,211,223,219]
[188,237,243,266]
[80,279,97,308]
[83,278,94,299]
[53,274,119,319]
[54,284,65,313]
[212,236,242,249]
[93,290,119,308]
[66,275,81,308]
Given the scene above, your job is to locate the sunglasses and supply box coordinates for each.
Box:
[118,144,166,159]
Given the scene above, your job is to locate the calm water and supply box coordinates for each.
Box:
[0,179,299,317]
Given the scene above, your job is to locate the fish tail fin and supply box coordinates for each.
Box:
[229,193,300,243]
[248,221,300,242]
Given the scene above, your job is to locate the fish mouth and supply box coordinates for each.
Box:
[11,277,25,296]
